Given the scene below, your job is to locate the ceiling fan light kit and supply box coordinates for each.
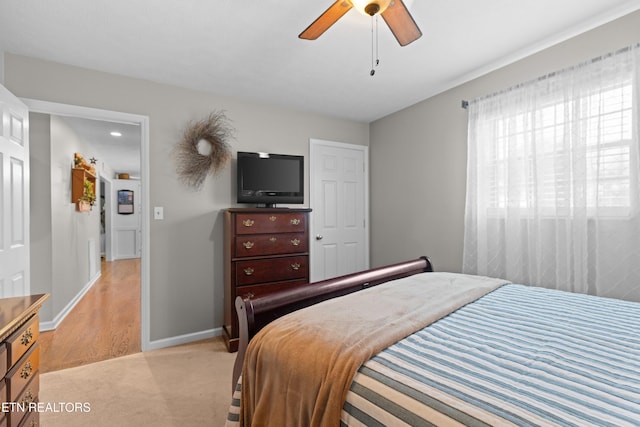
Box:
[351,0,391,16]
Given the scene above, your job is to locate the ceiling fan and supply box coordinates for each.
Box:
[299,0,422,46]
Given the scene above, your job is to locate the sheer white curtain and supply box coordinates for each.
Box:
[463,44,640,302]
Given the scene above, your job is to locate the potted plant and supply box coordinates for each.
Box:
[76,178,96,212]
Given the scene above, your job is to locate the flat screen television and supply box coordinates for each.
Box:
[236,151,304,207]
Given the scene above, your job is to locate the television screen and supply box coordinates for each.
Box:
[237,152,304,206]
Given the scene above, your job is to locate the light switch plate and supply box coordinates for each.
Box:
[153,206,164,220]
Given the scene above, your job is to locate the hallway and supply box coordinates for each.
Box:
[39,258,141,373]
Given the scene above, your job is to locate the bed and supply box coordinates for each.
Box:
[226,257,640,426]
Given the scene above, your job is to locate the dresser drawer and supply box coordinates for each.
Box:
[15,374,38,406]
[0,379,6,409]
[235,256,308,286]
[6,344,39,402]
[235,212,306,235]
[16,410,37,427]
[6,315,38,368]
[9,375,38,427]
[0,345,6,376]
[235,233,308,257]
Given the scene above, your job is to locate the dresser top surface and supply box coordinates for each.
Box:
[0,294,49,340]
[226,208,312,213]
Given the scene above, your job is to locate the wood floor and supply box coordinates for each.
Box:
[39,258,141,373]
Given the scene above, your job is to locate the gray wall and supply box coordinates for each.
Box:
[50,116,102,317]
[4,54,369,344]
[29,112,53,320]
[370,10,640,272]
[29,113,102,325]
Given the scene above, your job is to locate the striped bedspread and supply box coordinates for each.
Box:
[341,284,640,426]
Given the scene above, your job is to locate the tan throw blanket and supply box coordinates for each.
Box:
[240,272,509,426]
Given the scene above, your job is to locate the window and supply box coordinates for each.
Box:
[463,44,640,302]
[486,81,633,215]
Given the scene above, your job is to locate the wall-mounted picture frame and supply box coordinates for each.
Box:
[118,189,134,214]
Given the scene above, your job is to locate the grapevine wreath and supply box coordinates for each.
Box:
[174,111,234,189]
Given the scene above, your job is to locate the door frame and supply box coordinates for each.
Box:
[309,138,370,281]
[21,98,152,352]
[100,175,114,261]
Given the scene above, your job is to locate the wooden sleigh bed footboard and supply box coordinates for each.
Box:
[231,256,433,389]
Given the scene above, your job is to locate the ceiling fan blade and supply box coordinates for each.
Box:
[299,1,353,40]
[381,0,422,46]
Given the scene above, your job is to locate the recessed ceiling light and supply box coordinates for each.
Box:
[110,131,122,137]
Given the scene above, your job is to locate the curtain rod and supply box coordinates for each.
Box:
[459,42,639,110]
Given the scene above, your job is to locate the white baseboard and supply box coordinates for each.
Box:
[39,271,102,332]
[144,327,223,352]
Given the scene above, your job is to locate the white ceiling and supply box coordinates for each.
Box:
[2,0,640,174]
[56,116,141,178]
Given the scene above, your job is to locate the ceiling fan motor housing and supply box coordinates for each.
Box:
[350,0,392,16]
[364,3,380,15]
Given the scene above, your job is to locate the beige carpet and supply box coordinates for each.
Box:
[39,337,236,426]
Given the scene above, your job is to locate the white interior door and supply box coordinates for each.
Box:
[0,84,30,297]
[310,139,369,282]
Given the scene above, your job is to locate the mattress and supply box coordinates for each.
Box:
[341,284,640,426]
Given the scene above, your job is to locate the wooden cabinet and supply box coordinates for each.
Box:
[71,167,96,207]
[0,294,48,427]
[223,208,311,351]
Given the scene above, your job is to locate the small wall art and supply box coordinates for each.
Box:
[118,189,134,214]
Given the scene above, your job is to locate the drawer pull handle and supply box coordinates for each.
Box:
[21,328,34,346]
[242,219,254,227]
[21,390,35,404]
[243,267,255,276]
[243,241,254,249]
[269,237,277,242]
[269,215,277,221]
[20,362,33,379]
[291,238,300,246]
[290,218,301,225]
[291,263,301,271]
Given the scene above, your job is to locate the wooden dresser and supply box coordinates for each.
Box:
[223,208,311,351]
[0,294,49,427]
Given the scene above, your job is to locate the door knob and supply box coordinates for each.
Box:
[316,234,323,240]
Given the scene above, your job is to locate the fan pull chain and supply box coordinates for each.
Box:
[376,15,380,66]
[370,15,380,76]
